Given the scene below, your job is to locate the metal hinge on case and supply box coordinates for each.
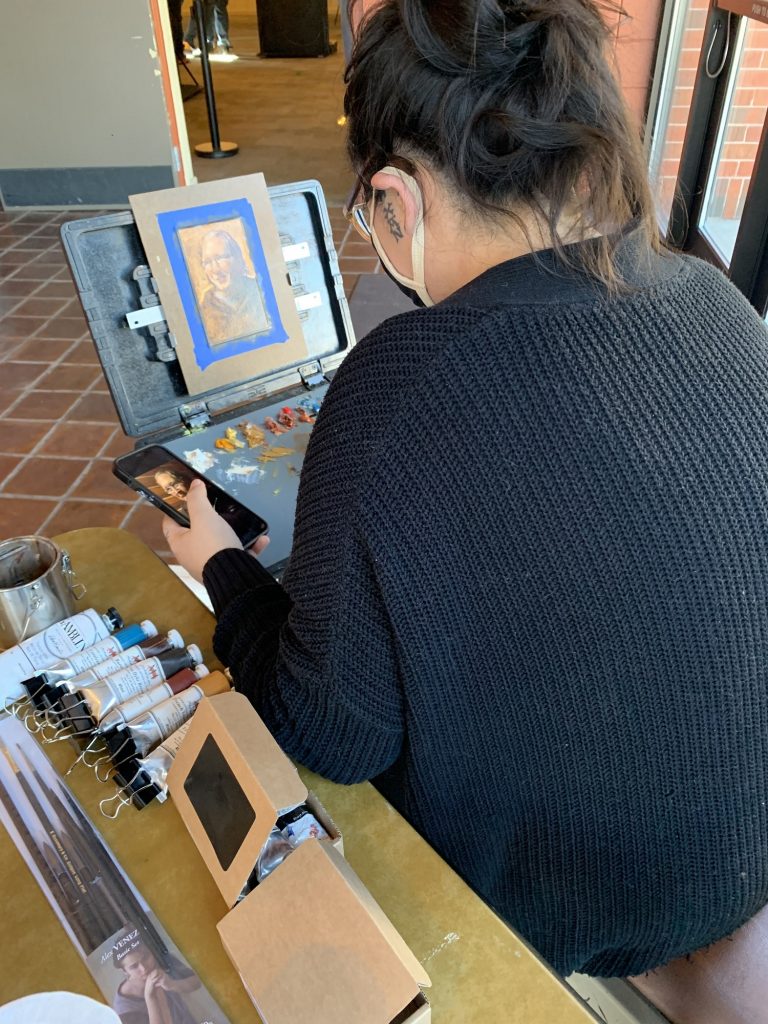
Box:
[299,361,326,389]
[127,266,177,363]
[179,401,212,430]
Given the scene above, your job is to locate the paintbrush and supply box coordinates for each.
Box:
[0,757,96,951]
[18,747,172,972]
[7,745,121,947]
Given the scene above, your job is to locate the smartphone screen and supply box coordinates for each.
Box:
[113,445,268,548]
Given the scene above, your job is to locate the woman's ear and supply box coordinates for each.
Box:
[370,169,419,241]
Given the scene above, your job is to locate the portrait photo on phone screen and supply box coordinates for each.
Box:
[136,461,194,513]
[114,445,268,547]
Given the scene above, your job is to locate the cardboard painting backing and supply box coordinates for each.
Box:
[130,174,307,395]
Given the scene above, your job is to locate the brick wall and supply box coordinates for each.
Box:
[610,0,664,125]
[654,2,768,227]
[708,19,768,220]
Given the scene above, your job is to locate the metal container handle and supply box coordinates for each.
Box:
[17,590,44,643]
[61,549,87,601]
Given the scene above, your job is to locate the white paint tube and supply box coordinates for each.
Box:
[108,670,230,764]
[0,607,122,705]
[74,645,202,724]
[56,630,185,694]
[128,719,194,804]
[99,665,209,732]
[34,621,162,686]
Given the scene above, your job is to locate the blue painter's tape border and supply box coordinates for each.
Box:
[156,198,288,371]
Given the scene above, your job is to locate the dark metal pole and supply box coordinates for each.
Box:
[193,0,238,159]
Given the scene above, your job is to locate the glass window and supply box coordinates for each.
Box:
[648,0,710,234]
[699,17,768,266]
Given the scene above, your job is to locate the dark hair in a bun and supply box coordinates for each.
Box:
[344,0,659,290]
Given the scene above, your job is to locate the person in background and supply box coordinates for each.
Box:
[163,2,768,1020]
[341,0,380,60]
[183,0,231,56]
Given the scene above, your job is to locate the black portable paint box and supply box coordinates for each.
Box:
[61,181,356,577]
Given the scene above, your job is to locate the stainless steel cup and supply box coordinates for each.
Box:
[0,536,86,648]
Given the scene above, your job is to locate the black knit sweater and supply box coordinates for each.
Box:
[204,231,768,977]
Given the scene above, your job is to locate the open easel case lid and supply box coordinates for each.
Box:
[60,180,356,441]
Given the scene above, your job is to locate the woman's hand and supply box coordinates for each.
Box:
[162,479,269,582]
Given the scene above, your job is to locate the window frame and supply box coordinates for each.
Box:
[660,3,768,315]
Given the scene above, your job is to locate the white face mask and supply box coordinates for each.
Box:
[368,166,434,308]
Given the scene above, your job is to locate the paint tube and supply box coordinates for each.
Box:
[104,670,230,766]
[23,621,159,687]
[23,629,185,724]
[255,810,329,883]
[277,804,330,846]
[240,805,330,897]
[99,665,209,732]
[0,608,123,705]
[117,719,194,807]
[70,645,203,725]
[52,630,185,693]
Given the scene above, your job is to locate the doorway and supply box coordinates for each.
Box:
[177,1,352,204]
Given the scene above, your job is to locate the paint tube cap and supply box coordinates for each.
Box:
[139,620,158,639]
[194,665,209,680]
[103,607,123,631]
[167,629,184,649]
[200,670,231,697]
[114,622,152,650]
[187,644,203,666]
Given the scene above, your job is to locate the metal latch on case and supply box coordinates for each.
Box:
[179,401,212,430]
[299,362,326,389]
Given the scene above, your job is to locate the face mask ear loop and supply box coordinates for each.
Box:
[399,170,427,293]
[375,165,433,307]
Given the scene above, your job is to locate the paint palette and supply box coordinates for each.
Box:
[164,389,329,573]
[61,181,355,578]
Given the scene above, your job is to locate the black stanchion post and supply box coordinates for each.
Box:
[193,0,238,159]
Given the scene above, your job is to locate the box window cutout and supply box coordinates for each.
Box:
[183,732,255,870]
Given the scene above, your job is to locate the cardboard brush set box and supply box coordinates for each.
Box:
[168,692,431,1024]
[61,176,356,577]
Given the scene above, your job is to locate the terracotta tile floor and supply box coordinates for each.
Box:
[0,206,378,560]
[0,2,391,560]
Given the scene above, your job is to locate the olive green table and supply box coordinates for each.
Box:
[0,528,597,1022]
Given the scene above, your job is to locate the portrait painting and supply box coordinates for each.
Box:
[130,174,308,396]
[179,216,271,347]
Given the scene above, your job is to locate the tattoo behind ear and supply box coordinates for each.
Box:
[382,201,404,243]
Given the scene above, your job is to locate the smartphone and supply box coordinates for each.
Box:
[113,445,268,548]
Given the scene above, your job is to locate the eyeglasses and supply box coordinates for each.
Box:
[343,187,374,240]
